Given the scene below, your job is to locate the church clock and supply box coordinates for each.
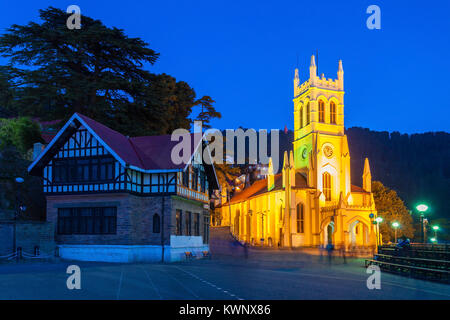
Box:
[301,147,308,160]
[323,145,333,158]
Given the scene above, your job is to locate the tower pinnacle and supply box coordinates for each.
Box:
[309,54,317,81]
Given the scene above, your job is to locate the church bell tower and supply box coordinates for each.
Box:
[292,55,351,202]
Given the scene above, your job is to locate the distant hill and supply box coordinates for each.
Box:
[346,127,450,220]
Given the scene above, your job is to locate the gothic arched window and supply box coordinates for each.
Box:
[318,100,325,123]
[153,213,161,233]
[296,203,304,233]
[306,102,310,125]
[330,101,337,124]
[299,106,303,128]
[322,172,331,201]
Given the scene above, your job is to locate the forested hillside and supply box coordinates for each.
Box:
[346,127,450,220]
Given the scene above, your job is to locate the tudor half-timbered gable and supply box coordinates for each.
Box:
[28,113,218,263]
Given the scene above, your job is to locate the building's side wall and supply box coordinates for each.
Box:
[47,193,171,246]
[47,193,210,262]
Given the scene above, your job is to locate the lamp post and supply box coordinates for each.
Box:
[432,225,439,241]
[392,222,400,243]
[416,204,428,243]
[13,177,24,255]
[375,217,383,248]
[249,210,266,246]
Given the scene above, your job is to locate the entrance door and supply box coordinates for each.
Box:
[327,224,333,245]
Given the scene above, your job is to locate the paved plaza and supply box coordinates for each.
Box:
[0,250,449,300]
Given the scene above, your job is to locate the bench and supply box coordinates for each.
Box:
[365,259,450,283]
[378,247,450,260]
[375,254,450,270]
[185,251,197,260]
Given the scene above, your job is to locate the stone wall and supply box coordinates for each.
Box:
[16,221,55,255]
[0,220,55,256]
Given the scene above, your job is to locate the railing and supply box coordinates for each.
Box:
[177,185,209,203]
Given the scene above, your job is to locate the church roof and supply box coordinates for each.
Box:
[223,173,283,205]
[221,171,311,206]
[351,184,370,193]
[293,172,308,188]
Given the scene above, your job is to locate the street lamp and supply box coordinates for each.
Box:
[392,222,400,243]
[432,225,439,240]
[416,204,428,243]
[13,177,25,255]
[375,217,383,249]
[430,237,437,243]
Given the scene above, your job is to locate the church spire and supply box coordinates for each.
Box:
[362,158,372,192]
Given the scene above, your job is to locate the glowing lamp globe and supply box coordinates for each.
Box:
[375,217,383,223]
[416,204,428,212]
[392,222,400,228]
[432,226,439,231]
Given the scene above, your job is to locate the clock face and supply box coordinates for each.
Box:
[302,148,308,159]
[323,145,333,158]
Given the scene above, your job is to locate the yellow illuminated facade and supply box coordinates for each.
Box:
[219,56,378,250]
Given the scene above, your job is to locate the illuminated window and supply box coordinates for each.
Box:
[299,106,303,128]
[318,100,325,123]
[330,101,337,124]
[322,172,331,201]
[296,203,304,233]
[306,102,310,124]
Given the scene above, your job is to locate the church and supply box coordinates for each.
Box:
[218,56,378,250]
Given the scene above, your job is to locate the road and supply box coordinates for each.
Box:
[0,250,449,299]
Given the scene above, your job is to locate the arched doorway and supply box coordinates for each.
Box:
[324,222,335,246]
[348,219,369,247]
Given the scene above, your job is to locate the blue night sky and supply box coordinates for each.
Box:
[1,0,449,133]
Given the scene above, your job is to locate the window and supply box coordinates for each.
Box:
[318,100,325,122]
[306,102,310,125]
[53,156,115,183]
[153,213,161,233]
[299,106,303,128]
[57,207,117,235]
[330,101,337,124]
[296,203,304,233]
[203,216,210,243]
[185,211,191,236]
[176,210,182,235]
[200,170,207,193]
[323,172,332,201]
[182,169,189,187]
[192,168,198,191]
[194,213,200,236]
